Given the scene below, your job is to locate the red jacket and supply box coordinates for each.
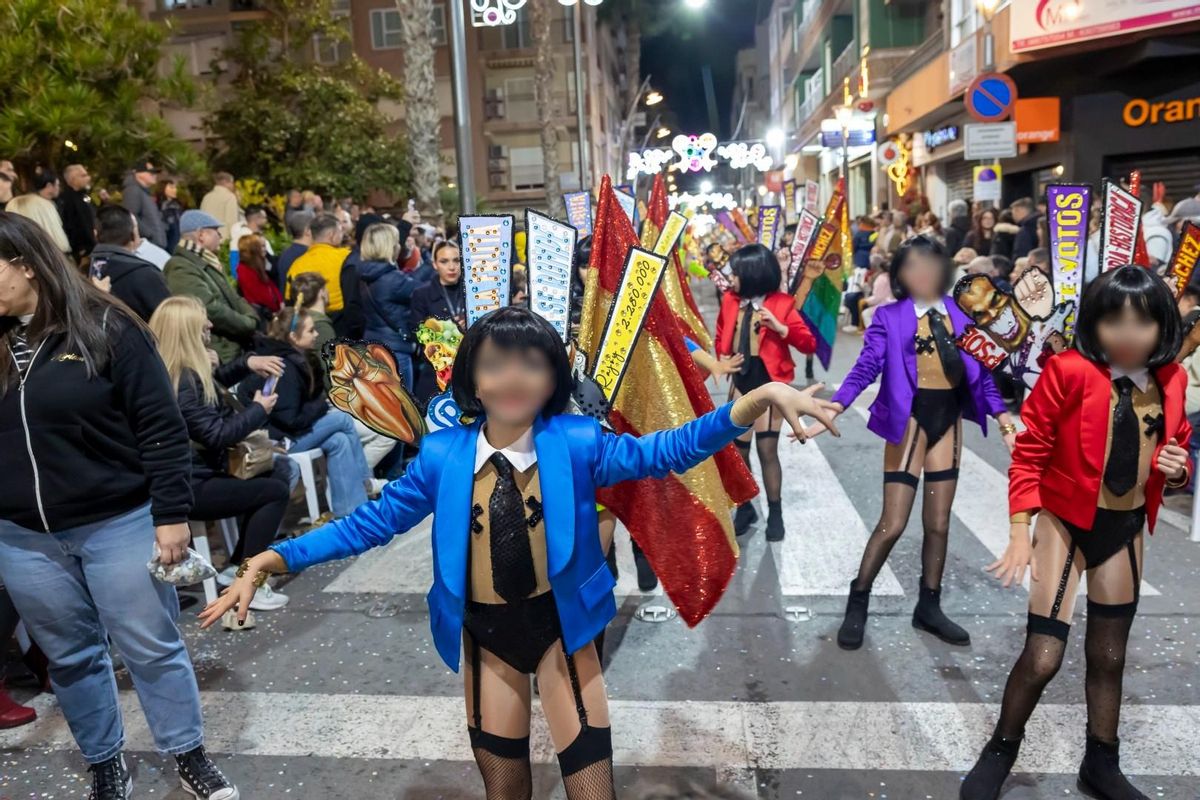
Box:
[715,291,816,384]
[238,265,283,313]
[1009,349,1190,534]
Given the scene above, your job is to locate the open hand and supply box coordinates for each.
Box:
[1157,438,1189,480]
[198,551,286,629]
[789,400,844,442]
[986,522,1036,588]
[248,354,285,378]
[712,353,744,377]
[758,382,841,443]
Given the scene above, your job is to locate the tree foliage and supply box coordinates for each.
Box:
[204,0,411,200]
[0,0,201,184]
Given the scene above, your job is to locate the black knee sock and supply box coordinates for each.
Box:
[994,614,1069,740]
[1084,599,1137,743]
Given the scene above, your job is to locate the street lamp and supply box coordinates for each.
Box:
[765,128,785,149]
[700,179,713,193]
[834,103,854,216]
[685,0,708,8]
[977,0,1002,69]
[645,90,664,106]
[656,126,671,139]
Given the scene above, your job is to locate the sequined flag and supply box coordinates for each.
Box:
[577,176,756,627]
[646,174,713,351]
[460,215,514,327]
[525,209,577,342]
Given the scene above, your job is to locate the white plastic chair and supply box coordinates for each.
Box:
[288,447,333,523]
[187,521,219,605]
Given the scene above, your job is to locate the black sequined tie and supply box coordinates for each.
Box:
[927,308,965,386]
[1104,377,1139,497]
[488,452,537,603]
[737,303,755,375]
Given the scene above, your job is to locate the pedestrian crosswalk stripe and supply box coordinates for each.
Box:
[4,691,1196,776]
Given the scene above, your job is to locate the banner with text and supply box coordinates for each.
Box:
[1100,179,1142,273]
[757,205,782,251]
[1046,183,1091,340]
[1168,222,1200,298]
[563,191,593,237]
[525,209,577,341]
[1010,0,1200,53]
[783,179,797,223]
[591,248,668,402]
[803,180,820,213]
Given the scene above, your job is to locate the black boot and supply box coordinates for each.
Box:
[733,502,758,536]
[961,734,1021,800]
[88,752,132,800]
[1077,732,1148,800]
[633,549,658,592]
[765,501,785,542]
[837,584,870,650]
[912,579,970,645]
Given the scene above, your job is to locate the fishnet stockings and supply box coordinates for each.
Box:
[562,758,616,800]
[470,741,532,800]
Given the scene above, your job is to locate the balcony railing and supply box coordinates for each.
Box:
[830,42,856,90]
[890,28,945,86]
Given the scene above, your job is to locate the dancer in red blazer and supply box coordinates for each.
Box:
[715,244,816,540]
[963,266,1191,800]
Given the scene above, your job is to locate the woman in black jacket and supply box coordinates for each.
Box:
[150,296,297,611]
[357,222,419,388]
[408,241,464,404]
[0,212,237,799]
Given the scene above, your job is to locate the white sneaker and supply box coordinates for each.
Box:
[248,583,289,611]
[841,325,861,333]
[368,478,389,496]
[215,565,239,587]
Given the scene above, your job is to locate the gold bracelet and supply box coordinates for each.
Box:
[235,561,272,588]
[999,423,1017,436]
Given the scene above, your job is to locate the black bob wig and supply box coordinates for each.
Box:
[888,234,954,299]
[1074,265,1181,369]
[450,305,574,418]
[728,243,781,298]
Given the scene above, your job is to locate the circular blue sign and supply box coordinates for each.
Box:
[965,73,1017,122]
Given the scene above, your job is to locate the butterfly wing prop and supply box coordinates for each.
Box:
[322,340,426,444]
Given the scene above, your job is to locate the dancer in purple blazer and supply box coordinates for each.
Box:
[815,236,1017,649]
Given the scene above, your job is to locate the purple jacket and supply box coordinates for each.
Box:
[831,297,1006,444]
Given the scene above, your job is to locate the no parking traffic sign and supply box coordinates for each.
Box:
[964,73,1017,123]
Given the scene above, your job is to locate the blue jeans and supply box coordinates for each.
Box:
[290,409,370,517]
[0,504,204,763]
[1187,411,1200,491]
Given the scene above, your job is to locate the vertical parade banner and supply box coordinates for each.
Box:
[525,209,577,342]
[651,211,688,258]
[563,191,593,237]
[613,186,637,229]
[757,205,782,250]
[787,208,821,290]
[460,215,514,327]
[590,248,669,402]
[1099,179,1142,273]
[1045,184,1091,340]
[1167,222,1200,298]
[783,179,797,223]
[1128,170,1151,268]
[715,210,748,244]
[803,180,820,213]
[730,208,756,243]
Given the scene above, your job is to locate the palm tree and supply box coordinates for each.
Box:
[396,0,444,223]
[528,0,564,218]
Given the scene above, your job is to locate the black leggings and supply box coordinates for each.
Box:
[190,471,290,563]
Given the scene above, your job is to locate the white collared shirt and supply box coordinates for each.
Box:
[1111,365,1150,393]
[739,295,766,309]
[474,425,538,474]
[913,299,949,318]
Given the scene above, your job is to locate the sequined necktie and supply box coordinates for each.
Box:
[737,303,755,375]
[488,452,537,603]
[927,308,965,386]
[1104,377,1139,497]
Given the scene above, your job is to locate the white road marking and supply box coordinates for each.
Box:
[3,691,1197,775]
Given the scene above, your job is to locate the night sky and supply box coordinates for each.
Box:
[639,0,761,139]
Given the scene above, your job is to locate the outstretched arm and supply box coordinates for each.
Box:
[593,382,841,487]
[199,449,435,628]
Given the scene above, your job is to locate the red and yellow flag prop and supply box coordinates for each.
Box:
[644,175,713,351]
[579,176,757,625]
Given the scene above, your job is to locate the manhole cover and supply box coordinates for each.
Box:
[783,605,813,622]
[635,604,676,623]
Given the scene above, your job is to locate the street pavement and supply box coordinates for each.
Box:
[3,285,1199,799]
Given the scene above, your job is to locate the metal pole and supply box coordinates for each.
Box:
[448,0,476,214]
[842,126,850,214]
[572,5,590,190]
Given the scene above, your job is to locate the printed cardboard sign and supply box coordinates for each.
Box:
[525,209,577,341]
[730,208,756,243]
[715,210,748,244]
[787,209,821,291]
[425,390,465,432]
[757,205,782,251]
[1045,184,1091,340]
[823,184,845,224]
[783,179,797,223]
[591,248,668,403]
[954,273,1072,390]
[1167,221,1200,298]
[563,191,593,236]
[803,180,820,213]
[652,211,688,258]
[1099,179,1142,273]
[414,316,463,392]
[323,340,427,444]
[613,186,637,228]
[461,215,514,327]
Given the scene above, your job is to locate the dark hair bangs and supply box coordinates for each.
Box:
[729,243,781,298]
[1075,265,1180,368]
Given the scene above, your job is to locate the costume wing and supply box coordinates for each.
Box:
[322,340,426,445]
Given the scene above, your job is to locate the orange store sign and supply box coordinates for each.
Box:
[1122,96,1200,127]
[1014,97,1060,143]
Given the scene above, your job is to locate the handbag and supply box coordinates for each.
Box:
[227,428,276,480]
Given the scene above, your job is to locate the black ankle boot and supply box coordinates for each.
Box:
[733,502,758,536]
[1077,732,1148,800]
[88,752,132,800]
[765,501,785,541]
[961,734,1021,800]
[633,550,658,592]
[912,579,970,645]
[837,584,870,650]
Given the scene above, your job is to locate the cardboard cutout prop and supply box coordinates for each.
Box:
[460,215,514,327]
[525,209,577,342]
[322,340,427,445]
